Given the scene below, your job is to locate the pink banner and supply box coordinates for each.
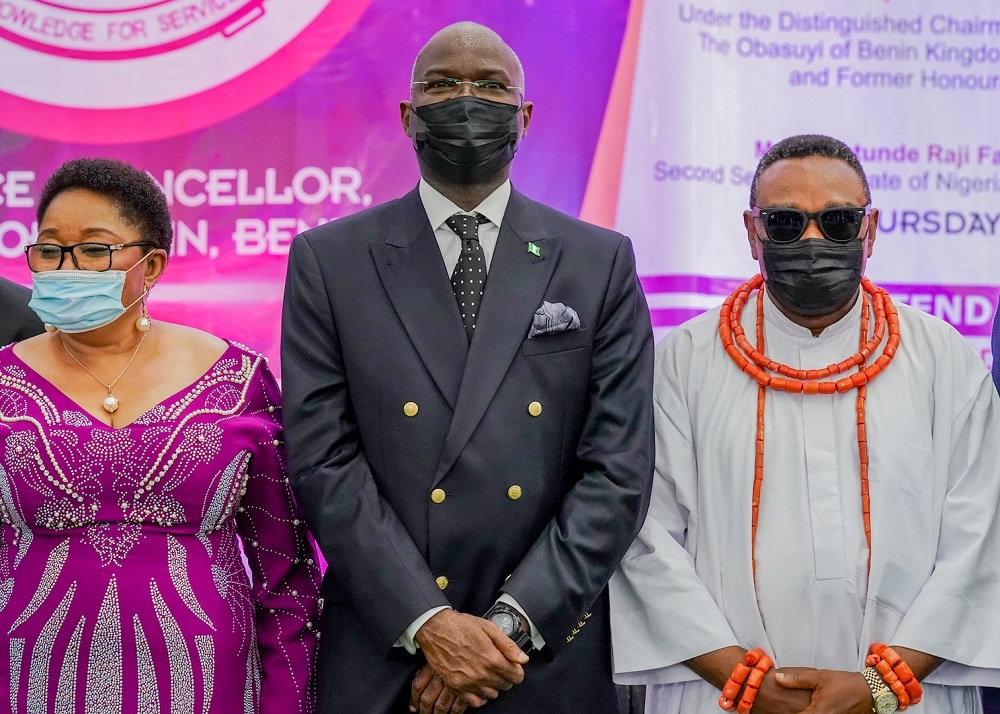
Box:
[0,1,630,376]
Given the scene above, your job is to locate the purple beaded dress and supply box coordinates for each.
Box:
[0,341,321,713]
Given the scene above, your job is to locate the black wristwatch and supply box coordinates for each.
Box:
[483,602,534,654]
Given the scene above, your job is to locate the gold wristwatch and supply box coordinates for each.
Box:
[862,667,899,714]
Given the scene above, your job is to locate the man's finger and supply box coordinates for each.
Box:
[487,653,524,687]
[410,665,435,712]
[433,686,457,714]
[774,667,820,690]
[449,699,469,714]
[460,686,499,705]
[472,625,525,687]
[419,675,445,714]
[458,692,486,709]
[493,675,516,692]
[482,621,530,665]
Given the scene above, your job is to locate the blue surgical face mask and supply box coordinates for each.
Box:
[29,253,152,333]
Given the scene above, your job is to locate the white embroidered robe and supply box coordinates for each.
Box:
[611,288,1000,714]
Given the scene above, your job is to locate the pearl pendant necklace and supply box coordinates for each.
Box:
[60,329,150,414]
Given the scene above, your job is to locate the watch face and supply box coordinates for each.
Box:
[875,692,899,714]
[491,612,516,636]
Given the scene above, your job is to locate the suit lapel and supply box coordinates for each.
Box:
[371,189,468,409]
[434,190,561,484]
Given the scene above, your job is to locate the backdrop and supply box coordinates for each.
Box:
[585,0,1000,366]
[0,0,627,374]
[1,0,997,373]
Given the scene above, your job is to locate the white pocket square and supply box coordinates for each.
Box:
[529,301,581,337]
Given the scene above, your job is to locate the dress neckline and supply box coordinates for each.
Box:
[3,340,240,431]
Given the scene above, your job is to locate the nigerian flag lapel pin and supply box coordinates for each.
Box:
[527,242,541,257]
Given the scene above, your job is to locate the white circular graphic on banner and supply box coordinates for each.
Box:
[0,0,372,142]
[1,0,268,60]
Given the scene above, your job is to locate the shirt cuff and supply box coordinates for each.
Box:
[395,606,451,654]
[497,593,546,651]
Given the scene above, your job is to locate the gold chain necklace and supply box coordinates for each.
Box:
[60,331,149,413]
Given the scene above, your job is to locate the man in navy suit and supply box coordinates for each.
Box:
[0,276,44,345]
[281,21,654,714]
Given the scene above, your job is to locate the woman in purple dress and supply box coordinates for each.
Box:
[0,158,321,713]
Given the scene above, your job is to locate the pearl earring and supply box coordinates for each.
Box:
[136,298,152,332]
[44,324,58,333]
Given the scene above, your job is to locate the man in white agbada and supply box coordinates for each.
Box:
[612,134,1000,714]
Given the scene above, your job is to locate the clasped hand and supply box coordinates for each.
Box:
[753,667,874,714]
[409,609,528,714]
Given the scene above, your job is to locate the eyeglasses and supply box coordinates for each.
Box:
[751,206,871,244]
[411,78,523,101]
[25,242,156,272]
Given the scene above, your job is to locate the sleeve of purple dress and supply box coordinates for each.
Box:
[236,361,322,713]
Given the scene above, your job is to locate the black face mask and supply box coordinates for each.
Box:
[410,96,520,184]
[761,238,864,317]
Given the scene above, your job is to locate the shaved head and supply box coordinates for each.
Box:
[401,21,533,206]
[411,21,525,94]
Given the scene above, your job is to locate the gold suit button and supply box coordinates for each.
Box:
[431,488,446,504]
[528,401,542,417]
[436,576,449,590]
[507,485,523,500]
[403,401,419,417]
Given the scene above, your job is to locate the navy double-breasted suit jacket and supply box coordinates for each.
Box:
[281,185,654,712]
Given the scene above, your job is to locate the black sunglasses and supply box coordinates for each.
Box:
[752,206,871,244]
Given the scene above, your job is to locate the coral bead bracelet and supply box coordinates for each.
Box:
[867,643,923,709]
[718,648,773,712]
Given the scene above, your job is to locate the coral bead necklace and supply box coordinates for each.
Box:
[718,274,901,579]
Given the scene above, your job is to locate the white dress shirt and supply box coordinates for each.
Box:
[419,178,508,275]
[395,179,545,654]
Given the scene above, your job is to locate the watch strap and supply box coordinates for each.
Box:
[862,667,899,714]
[483,602,534,654]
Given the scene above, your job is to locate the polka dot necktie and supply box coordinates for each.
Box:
[447,212,490,341]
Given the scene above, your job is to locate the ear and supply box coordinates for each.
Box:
[744,210,760,260]
[143,249,168,289]
[519,101,533,138]
[866,208,878,257]
[400,101,412,137]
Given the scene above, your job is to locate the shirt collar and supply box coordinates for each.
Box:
[762,285,865,341]
[418,178,511,231]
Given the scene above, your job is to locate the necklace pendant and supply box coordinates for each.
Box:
[102,394,120,413]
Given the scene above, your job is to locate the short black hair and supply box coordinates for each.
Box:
[37,158,173,253]
[750,134,871,208]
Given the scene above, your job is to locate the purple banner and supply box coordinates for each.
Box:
[642,273,1000,337]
